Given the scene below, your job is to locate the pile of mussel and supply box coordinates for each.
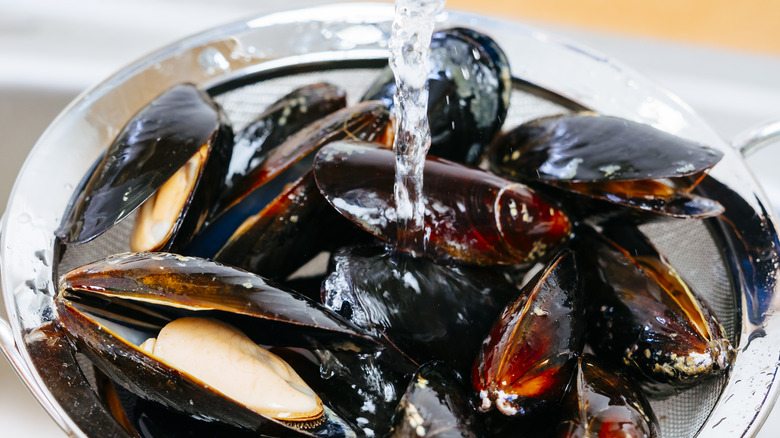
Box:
[51,27,734,438]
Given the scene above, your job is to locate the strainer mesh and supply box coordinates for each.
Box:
[56,67,737,438]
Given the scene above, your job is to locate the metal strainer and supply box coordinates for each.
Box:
[1,3,778,437]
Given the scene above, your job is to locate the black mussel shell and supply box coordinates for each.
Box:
[55,302,330,436]
[556,355,658,438]
[313,142,571,266]
[25,322,134,437]
[187,101,393,258]
[56,252,379,352]
[489,113,722,183]
[387,361,485,438]
[54,253,377,436]
[223,82,347,204]
[322,246,520,376]
[102,383,260,438]
[214,172,366,281]
[274,345,417,438]
[473,249,584,417]
[103,380,355,438]
[573,225,734,396]
[363,27,511,165]
[57,84,233,248]
[487,113,724,219]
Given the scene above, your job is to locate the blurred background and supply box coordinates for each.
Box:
[1,0,779,436]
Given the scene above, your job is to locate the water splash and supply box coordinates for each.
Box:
[389,0,446,256]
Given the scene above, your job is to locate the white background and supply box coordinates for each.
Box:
[1,0,779,436]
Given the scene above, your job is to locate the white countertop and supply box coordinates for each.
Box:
[1,1,779,436]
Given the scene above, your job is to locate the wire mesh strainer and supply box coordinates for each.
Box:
[1,3,778,437]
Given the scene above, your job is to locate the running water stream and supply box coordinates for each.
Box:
[389,0,446,256]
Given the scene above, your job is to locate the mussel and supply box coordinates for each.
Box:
[309,347,417,437]
[214,172,363,281]
[313,142,571,266]
[556,355,659,438]
[387,361,485,438]
[54,252,380,436]
[187,101,393,259]
[25,322,135,437]
[321,245,520,375]
[573,225,734,396]
[487,112,725,220]
[473,249,584,417]
[223,82,347,193]
[57,84,233,252]
[363,27,511,165]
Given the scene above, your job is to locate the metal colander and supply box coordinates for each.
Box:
[1,3,778,437]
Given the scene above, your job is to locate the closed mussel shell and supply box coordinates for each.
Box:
[556,355,658,438]
[387,361,485,438]
[321,245,520,376]
[313,142,571,266]
[214,172,363,281]
[363,27,511,165]
[57,84,233,250]
[308,347,417,438]
[223,82,347,194]
[487,113,724,219]
[573,225,734,396]
[473,249,584,417]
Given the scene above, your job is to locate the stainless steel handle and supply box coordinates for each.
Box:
[731,119,780,158]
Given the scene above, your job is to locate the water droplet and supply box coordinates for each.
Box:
[18,212,31,224]
[198,47,231,76]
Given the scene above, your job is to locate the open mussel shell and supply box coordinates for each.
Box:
[187,101,393,258]
[321,246,520,376]
[313,142,571,266]
[556,355,658,438]
[487,112,725,219]
[387,361,485,438]
[54,253,380,436]
[101,382,262,438]
[56,84,233,249]
[473,249,584,417]
[101,373,356,438]
[362,27,511,165]
[56,252,378,351]
[25,322,135,437]
[224,82,347,192]
[573,225,735,396]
